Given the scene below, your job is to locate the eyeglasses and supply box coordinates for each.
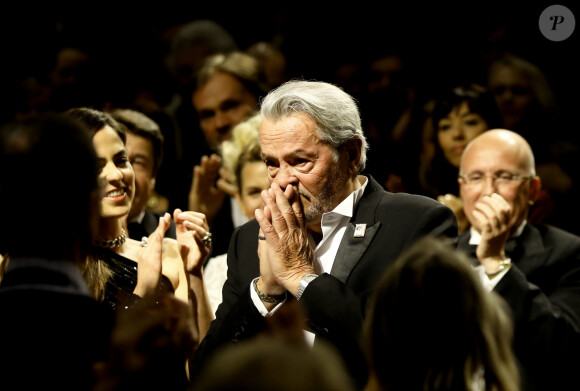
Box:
[458,172,533,187]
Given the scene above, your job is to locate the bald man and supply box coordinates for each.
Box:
[457,129,580,391]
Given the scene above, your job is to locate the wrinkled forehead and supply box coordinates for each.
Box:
[259,113,318,138]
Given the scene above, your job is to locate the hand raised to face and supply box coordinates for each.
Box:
[255,183,316,296]
[473,193,512,262]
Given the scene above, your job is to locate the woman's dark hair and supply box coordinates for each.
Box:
[431,84,502,131]
[421,84,502,198]
[364,236,519,391]
[63,107,127,301]
[0,112,99,260]
[66,106,127,143]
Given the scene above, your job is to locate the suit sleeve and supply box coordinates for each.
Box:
[493,230,580,387]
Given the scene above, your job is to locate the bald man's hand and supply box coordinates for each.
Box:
[473,193,512,273]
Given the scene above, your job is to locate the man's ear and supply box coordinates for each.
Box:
[529,176,542,205]
[345,138,362,174]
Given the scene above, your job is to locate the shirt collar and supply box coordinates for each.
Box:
[324,176,368,219]
[129,211,146,224]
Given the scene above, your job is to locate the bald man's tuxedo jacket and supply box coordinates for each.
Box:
[458,223,580,391]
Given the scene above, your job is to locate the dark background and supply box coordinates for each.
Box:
[1,1,578,232]
[2,2,577,98]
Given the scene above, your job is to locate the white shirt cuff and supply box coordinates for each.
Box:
[250,277,286,316]
[473,261,511,291]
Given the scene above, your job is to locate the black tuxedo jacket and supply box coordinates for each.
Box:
[191,176,457,389]
[458,223,580,391]
[127,209,177,241]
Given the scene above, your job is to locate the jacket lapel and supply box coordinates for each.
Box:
[514,224,552,274]
[330,176,384,284]
[331,221,381,283]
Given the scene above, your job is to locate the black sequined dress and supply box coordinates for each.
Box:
[94,248,175,312]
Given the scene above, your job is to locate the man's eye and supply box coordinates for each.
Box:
[499,173,514,180]
[468,175,483,181]
[198,111,214,120]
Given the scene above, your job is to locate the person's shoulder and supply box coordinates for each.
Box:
[534,223,580,246]
[229,218,260,252]
[367,174,445,208]
[376,190,449,211]
[235,217,260,233]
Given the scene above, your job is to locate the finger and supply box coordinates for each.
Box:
[481,196,510,231]
[216,178,238,197]
[142,220,164,260]
[471,210,489,232]
[261,187,286,233]
[218,166,235,184]
[192,165,202,185]
[185,219,210,239]
[153,213,171,237]
[257,228,266,252]
[490,193,512,225]
[255,207,279,247]
[474,200,500,233]
[206,154,222,174]
[264,204,272,222]
[271,182,299,230]
[191,229,211,250]
[175,209,209,227]
[173,209,187,234]
[199,156,218,186]
[288,185,305,228]
[147,229,163,265]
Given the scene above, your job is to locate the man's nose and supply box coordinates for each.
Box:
[272,164,298,189]
[214,110,231,130]
[480,175,498,195]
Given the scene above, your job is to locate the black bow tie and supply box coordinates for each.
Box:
[467,237,519,261]
[504,237,519,257]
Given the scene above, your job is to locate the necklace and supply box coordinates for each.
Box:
[94,229,127,249]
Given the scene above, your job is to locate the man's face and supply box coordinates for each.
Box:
[192,72,258,151]
[459,138,538,234]
[488,65,534,130]
[259,113,351,230]
[125,132,156,222]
